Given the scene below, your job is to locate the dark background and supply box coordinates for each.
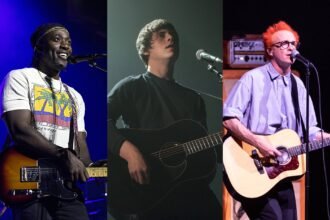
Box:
[0,0,107,219]
[224,0,330,219]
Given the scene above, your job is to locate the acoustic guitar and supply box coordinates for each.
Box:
[223,129,329,198]
[109,119,222,215]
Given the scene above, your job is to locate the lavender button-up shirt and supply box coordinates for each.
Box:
[223,62,320,140]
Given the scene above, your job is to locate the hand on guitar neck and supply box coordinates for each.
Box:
[119,140,150,184]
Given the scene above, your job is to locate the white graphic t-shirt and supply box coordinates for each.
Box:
[0,67,86,149]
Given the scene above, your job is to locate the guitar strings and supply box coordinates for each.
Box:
[22,167,107,179]
[150,132,223,159]
[24,168,57,174]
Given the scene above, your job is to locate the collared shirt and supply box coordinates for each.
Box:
[223,62,320,140]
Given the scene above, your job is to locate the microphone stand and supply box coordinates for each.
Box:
[206,63,222,83]
[304,61,311,220]
[88,60,107,73]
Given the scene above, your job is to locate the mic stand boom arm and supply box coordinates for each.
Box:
[88,60,107,73]
[206,63,222,83]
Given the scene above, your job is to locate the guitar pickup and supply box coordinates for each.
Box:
[21,167,40,182]
[251,150,264,174]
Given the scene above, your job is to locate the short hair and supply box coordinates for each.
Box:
[30,23,68,50]
[30,23,68,67]
[136,19,179,66]
[262,20,300,49]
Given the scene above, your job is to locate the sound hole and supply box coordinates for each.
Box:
[159,143,186,166]
[276,146,291,165]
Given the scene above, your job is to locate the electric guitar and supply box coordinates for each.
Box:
[108,119,222,215]
[0,148,107,205]
[223,129,330,199]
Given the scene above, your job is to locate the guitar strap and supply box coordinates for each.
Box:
[290,73,307,140]
[43,77,79,157]
[63,84,80,157]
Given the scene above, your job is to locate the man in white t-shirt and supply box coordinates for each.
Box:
[0,23,92,220]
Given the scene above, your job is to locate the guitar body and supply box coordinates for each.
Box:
[223,129,305,199]
[109,119,218,215]
[0,148,78,205]
[0,148,38,204]
[0,148,107,205]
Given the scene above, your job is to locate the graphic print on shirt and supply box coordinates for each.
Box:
[33,85,72,129]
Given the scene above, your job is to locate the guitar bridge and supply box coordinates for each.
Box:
[9,189,41,196]
[251,150,264,174]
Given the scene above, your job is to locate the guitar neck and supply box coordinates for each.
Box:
[289,137,330,156]
[86,167,107,178]
[184,132,222,155]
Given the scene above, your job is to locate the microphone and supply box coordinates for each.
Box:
[196,49,222,64]
[291,50,311,66]
[68,53,107,64]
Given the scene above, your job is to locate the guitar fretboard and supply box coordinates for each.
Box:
[150,132,222,160]
[21,167,107,182]
[288,137,330,156]
[184,133,222,155]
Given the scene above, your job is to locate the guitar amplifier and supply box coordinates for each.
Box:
[225,35,267,68]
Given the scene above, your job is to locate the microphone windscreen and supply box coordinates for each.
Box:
[196,49,204,60]
[67,56,76,64]
[291,50,300,59]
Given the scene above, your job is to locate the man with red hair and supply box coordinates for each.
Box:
[223,20,330,219]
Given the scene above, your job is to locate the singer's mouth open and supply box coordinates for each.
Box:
[58,53,68,59]
[166,43,174,49]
